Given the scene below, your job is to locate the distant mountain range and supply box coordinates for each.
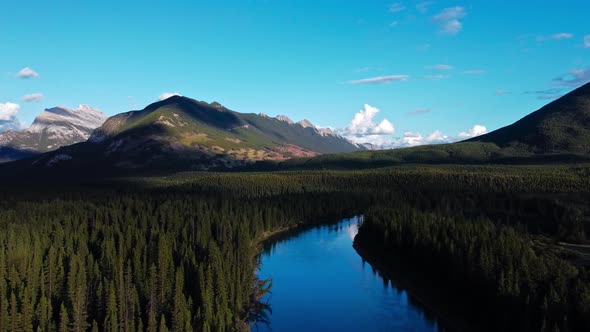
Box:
[3,82,590,175]
[14,96,360,172]
[276,82,590,169]
[0,105,107,162]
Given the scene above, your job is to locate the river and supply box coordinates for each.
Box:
[253,216,447,332]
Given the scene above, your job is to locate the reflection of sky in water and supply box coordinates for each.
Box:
[254,216,444,332]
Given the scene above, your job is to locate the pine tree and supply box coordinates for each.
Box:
[172,268,187,332]
[21,287,34,332]
[159,315,169,332]
[58,303,69,332]
[104,283,118,332]
[8,291,20,332]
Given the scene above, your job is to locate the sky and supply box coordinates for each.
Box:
[1,0,589,147]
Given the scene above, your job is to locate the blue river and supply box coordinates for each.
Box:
[253,216,446,332]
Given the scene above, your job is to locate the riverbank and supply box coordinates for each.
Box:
[352,240,485,332]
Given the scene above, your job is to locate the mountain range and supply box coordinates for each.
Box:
[0,105,107,162]
[2,82,590,175]
[13,96,360,172]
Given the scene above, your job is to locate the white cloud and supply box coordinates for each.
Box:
[0,102,20,121]
[373,119,395,134]
[158,92,181,101]
[585,35,590,48]
[496,90,506,96]
[457,125,487,139]
[433,7,466,35]
[416,1,434,13]
[344,104,395,136]
[16,67,39,79]
[22,93,44,103]
[427,64,454,71]
[537,33,574,41]
[349,75,409,85]
[461,70,487,75]
[389,3,405,13]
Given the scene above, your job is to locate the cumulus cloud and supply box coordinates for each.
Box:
[16,67,39,79]
[158,92,181,101]
[585,35,590,48]
[537,33,574,41]
[457,125,487,139]
[433,7,466,35]
[462,69,487,75]
[22,93,44,103]
[349,75,409,85]
[416,1,434,13]
[389,3,405,13]
[552,68,590,88]
[345,104,395,136]
[427,64,454,71]
[0,102,20,121]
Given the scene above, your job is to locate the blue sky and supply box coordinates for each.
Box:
[1,0,589,147]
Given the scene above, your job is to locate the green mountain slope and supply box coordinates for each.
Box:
[22,96,360,171]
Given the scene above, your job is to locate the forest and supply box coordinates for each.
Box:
[0,163,588,331]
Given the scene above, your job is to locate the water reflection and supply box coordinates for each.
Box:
[253,216,448,332]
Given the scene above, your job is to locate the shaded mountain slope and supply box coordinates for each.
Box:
[469,82,590,153]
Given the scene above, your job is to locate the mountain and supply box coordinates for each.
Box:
[468,82,590,153]
[0,105,107,162]
[275,82,590,169]
[21,96,360,171]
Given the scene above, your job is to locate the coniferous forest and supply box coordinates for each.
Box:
[0,164,588,331]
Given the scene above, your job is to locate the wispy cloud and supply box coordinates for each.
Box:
[525,88,564,100]
[416,44,431,51]
[407,108,432,115]
[0,102,20,121]
[416,1,434,14]
[496,90,506,96]
[552,68,590,88]
[537,33,574,41]
[22,93,44,103]
[585,35,590,48]
[427,64,454,71]
[433,7,466,35]
[348,75,409,85]
[461,69,487,75]
[158,92,181,101]
[422,74,450,80]
[16,67,39,79]
[389,3,405,13]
